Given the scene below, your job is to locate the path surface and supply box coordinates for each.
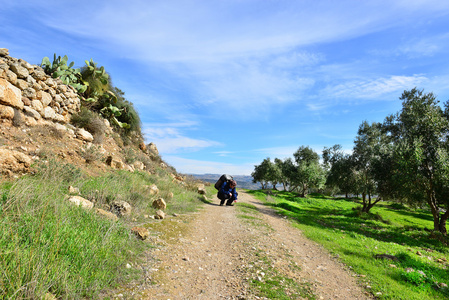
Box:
[122,191,371,299]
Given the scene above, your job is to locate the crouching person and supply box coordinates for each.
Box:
[218,179,238,206]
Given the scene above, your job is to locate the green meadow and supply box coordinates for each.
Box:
[248,190,449,300]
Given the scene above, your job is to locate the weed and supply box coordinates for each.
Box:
[79,144,104,163]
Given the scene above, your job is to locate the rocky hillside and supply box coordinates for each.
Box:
[0,48,166,179]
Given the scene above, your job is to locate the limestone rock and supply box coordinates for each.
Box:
[41,106,57,120]
[68,185,80,194]
[67,196,94,209]
[147,142,158,155]
[131,226,149,240]
[23,106,41,120]
[6,70,17,85]
[152,198,167,210]
[76,128,94,142]
[10,63,29,79]
[31,68,47,81]
[0,104,14,119]
[0,48,9,56]
[155,210,166,219]
[37,91,52,107]
[111,200,132,216]
[0,78,23,109]
[197,184,206,195]
[30,99,43,112]
[0,148,32,174]
[147,184,159,195]
[96,208,119,222]
[133,160,145,170]
[105,155,124,169]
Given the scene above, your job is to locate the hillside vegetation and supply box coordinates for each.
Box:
[0,49,211,299]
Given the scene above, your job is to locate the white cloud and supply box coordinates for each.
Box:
[322,75,428,100]
[163,155,255,175]
[143,121,221,154]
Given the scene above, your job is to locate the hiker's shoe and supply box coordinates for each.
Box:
[226,203,234,206]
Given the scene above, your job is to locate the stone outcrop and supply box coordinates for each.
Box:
[0,49,81,125]
[0,148,32,175]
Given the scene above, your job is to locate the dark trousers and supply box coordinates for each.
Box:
[217,192,236,205]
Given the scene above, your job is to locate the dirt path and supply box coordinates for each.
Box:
[120,191,372,299]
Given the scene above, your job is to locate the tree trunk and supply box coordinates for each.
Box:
[438,208,449,235]
[427,190,440,232]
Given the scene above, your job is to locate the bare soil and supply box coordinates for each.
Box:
[118,191,372,300]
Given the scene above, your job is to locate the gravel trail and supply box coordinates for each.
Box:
[123,191,371,300]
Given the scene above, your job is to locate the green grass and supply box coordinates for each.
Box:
[248,190,449,300]
[0,159,205,299]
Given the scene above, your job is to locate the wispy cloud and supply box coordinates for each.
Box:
[163,155,255,175]
[143,121,221,154]
[324,75,428,100]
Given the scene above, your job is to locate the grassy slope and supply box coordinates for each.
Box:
[248,190,449,300]
[0,159,206,299]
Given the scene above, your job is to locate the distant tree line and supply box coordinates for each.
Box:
[251,88,449,235]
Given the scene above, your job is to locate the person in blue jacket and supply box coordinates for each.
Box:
[218,179,238,206]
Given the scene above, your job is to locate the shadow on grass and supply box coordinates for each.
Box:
[246,190,448,251]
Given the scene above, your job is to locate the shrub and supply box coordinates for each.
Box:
[71,108,106,144]
[79,145,104,164]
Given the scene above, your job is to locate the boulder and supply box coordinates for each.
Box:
[6,70,17,85]
[23,106,42,120]
[105,155,124,169]
[0,104,14,119]
[37,91,52,107]
[147,184,159,195]
[197,184,206,195]
[0,148,32,174]
[111,200,132,216]
[152,198,166,210]
[10,63,29,79]
[0,48,9,56]
[0,78,23,109]
[96,208,119,222]
[67,196,94,209]
[155,210,166,219]
[133,160,145,170]
[30,99,43,112]
[76,128,94,142]
[41,106,57,120]
[147,142,158,155]
[131,226,149,240]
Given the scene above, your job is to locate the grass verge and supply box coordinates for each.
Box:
[248,190,449,300]
[0,159,205,299]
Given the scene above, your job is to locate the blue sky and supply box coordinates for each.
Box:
[2,0,449,175]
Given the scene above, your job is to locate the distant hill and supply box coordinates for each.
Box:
[189,174,261,190]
